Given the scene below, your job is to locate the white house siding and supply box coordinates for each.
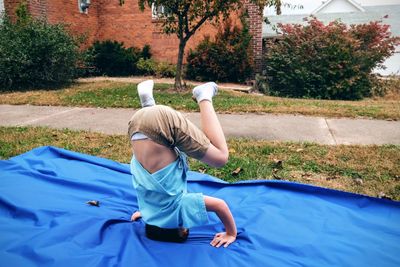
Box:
[377,46,400,76]
[315,0,363,14]
[264,0,400,16]
[0,0,4,15]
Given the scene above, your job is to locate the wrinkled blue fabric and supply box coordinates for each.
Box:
[0,146,399,267]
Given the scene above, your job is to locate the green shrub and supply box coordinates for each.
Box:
[0,4,79,90]
[83,40,148,76]
[264,17,399,100]
[186,15,253,83]
[141,44,152,60]
[136,58,156,76]
[156,61,176,77]
[254,74,269,94]
[136,58,176,77]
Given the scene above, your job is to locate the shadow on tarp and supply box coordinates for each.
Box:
[0,146,399,267]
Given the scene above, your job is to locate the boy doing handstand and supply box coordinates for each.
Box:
[129,80,236,248]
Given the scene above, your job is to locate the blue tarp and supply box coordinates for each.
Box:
[0,146,399,267]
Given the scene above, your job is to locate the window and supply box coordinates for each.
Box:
[78,0,90,14]
[151,3,170,19]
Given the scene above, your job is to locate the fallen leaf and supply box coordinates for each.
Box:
[272,168,282,180]
[232,167,243,176]
[301,172,313,181]
[326,175,338,181]
[229,148,236,154]
[86,200,100,207]
[198,167,207,174]
[273,159,283,169]
[377,192,392,200]
[107,143,113,147]
[296,149,304,152]
[354,178,363,185]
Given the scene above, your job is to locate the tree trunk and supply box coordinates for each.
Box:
[174,38,187,91]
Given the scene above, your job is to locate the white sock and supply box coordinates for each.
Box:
[192,82,218,103]
[137,80,155,107]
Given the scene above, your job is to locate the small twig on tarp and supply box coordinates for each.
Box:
[86,200,100,207]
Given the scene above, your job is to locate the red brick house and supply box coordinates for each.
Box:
[3,0,263,72]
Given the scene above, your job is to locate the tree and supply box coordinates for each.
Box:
[122,0,282,90]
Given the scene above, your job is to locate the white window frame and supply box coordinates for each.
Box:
[78,0,90,14]
[151,3,168,19]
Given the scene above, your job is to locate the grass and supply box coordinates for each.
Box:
[0,79,399,120]
[1,126,399,201]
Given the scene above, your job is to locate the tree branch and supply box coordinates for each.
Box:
[183,3,190,35]
[186,14,210,41]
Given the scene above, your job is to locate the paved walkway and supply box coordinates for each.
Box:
[1,104,399,145]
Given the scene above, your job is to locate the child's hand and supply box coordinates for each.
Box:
[131,211,142,221]
[210,232,236,248]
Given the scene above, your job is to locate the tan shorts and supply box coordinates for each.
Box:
[128,105,210,160]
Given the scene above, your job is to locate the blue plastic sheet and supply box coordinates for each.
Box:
[0,146,399,267]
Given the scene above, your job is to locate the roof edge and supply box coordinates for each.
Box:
[311,0,365,15]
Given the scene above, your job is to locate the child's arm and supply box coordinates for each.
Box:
[204,196,237,248]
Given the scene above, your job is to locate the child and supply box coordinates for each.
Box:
[129,80,236,248]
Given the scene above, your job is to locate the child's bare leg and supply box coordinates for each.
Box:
[131,211,142,221]
[193,82,229,167]
[198,101,229,167]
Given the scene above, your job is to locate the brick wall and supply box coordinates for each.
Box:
[244,0,263,74]
[4,0,262,72]
[4,0,101,46]
[95,0,219,64]
[4,0,21,20]
[29,0,47,20]
[45,0,101,48]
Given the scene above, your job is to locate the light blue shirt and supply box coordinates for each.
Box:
[130,152,208,228]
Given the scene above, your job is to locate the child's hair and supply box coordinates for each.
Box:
[145,224,189,243]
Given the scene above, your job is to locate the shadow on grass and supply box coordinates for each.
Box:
[0,80,76,93]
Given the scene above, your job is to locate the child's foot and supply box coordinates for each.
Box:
[192,82,218,103]
[137,80,155,107]
[131,211,142,221]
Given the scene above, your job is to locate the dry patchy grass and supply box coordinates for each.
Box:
[0,126,132,163]
[1,126,399,201]
[0,81,122,106]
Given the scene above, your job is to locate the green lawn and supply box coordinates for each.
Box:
[1,126,399,201]
[1,80,399,120]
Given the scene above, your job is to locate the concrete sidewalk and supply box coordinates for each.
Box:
[1,104,399,145]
